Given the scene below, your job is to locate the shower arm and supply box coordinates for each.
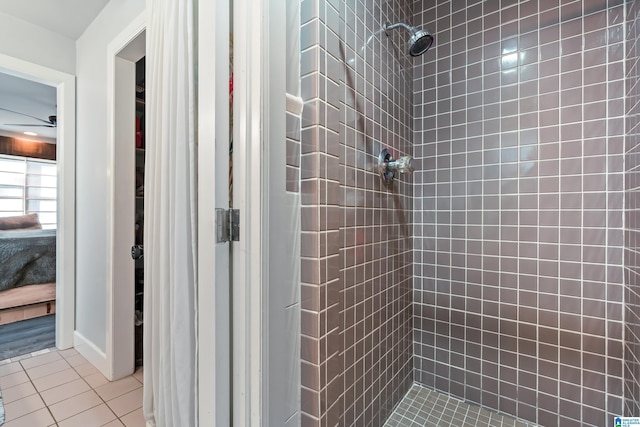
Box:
[362,22,417,55]
[350,21,431,66]
[346,28,386,66]
[384,22,414,35]
[363,28,386,50]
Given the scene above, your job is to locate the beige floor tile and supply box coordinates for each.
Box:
[4,393,45,421]
[0,362,24,378]
[84,371,110,389]
[95,376,141,401]
[2,381,37,404]
[20,351,62,370]
[0,370,30,389]
[58,348,80,359]
[57,404,117,427]
[49,389,102,422]
[132,367,143,383]
[32,368,81,392]
[107,387,143,417]
[120,407,146,427]
[3,407,55,427]
[40,378,92,406]
[26,358,71,380]
[64,354,89,367]
[74,361,100,377]
[1,349,145,427]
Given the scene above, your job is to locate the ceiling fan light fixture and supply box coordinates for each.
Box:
[0,107,57,128]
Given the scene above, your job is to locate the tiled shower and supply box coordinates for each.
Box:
[299,0,414,424]
[414,0,626,425]
[298,0,640,426]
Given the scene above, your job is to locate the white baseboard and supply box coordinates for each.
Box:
[74,330,110,379]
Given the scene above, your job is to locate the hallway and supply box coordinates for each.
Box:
[0,348,144,426]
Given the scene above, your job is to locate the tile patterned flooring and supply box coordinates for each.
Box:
[384,384,537,427]
[0,348,144,427]
[0,349,540,427]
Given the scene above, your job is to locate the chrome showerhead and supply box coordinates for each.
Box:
[385,22,434,57]
[408,28,434,56]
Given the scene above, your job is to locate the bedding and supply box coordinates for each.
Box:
[0,229,56,292]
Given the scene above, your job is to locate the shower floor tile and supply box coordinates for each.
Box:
[384,383,537,427]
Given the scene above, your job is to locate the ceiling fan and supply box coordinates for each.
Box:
[0,107,57,128]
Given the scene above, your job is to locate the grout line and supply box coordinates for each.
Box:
[383,383,539,427]
[1,349,143,427]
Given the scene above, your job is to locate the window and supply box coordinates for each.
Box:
[0,154,57,229]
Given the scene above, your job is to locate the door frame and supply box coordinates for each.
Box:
[197,0,232,424]
[199,0,270,422]
[230,0,291,423]
[230,0,265,422]
[0,53,76,350]
[106,11,146,380]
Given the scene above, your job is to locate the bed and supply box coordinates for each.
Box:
[0,214,56,293]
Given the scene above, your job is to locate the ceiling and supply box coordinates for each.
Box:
[0,0,110,40]
[0,73,57,144]
[0,0,111,145]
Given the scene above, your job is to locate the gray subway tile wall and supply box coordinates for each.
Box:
[300,0,415,425]
[626,0,640,419]
[297,0,640,425]
[412,1,627,426]
[287,112,302,193]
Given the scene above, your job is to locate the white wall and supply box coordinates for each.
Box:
[0,11,75,75]
[75,0,145,364]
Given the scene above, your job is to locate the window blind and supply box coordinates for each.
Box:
[0,154,57,229]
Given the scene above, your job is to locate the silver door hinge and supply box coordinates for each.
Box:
[216,208,240,242]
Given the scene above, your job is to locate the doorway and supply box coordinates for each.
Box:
[133,57,145,367]
[0,72,58,360]
[108,23,146,380]
[0,53,76,352]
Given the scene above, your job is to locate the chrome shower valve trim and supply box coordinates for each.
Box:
[379,148,415,185]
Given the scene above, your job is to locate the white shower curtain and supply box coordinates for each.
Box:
[143,0,197,425]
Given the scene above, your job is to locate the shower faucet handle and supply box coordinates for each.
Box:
[378,148,415,186]
[388,155,415,174]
